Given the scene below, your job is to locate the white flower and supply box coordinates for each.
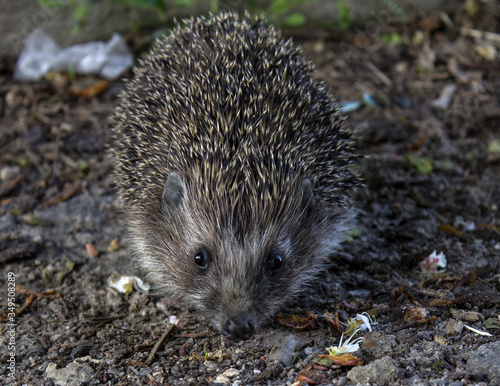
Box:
[420,250,447,274]
[327,328,365,356]
[169,315,181,327]
[354,312,375,332]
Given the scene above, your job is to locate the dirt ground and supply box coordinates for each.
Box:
[1,5,500,386]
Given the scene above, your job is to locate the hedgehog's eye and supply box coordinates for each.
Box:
[268,252,283,274]
[194,249,209,269]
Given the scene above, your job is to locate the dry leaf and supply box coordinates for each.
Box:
[71,79,109,98]
[438,223,467,240]
[317,353,363,367]
[275,312,320,331]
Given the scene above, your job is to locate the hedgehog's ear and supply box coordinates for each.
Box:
[301,178,314,212]
[162,172,185,214]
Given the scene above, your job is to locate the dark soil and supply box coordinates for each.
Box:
[1,6,499,386]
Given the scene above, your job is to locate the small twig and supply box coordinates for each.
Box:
[0,175,24,197]
[0,287,61,321]
[16,287,61,298]
[366,61,392,87]
[460,27,500,43]
[145,324,175,365]
[173,330,211,339]
[83,314,126,327]
[43,181,81,207]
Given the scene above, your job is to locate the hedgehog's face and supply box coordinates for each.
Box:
[133,172,344,340]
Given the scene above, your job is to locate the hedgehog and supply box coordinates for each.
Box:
[110,12,358,340]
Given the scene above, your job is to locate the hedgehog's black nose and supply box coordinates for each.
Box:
[223,311,255,340]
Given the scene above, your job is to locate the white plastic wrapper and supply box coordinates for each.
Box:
[14,29,133,81]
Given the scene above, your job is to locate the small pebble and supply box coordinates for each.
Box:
[213,374,230,383]
[466,341,500,384]
[347,356,398,384]
[204,360,218,371]
[303,347,313,356]
[266,334,297,367]
[222,368,239,378]
[86,243,98,258]
[451,309,484,322]
[0,165,21,181]
[434,335,449,345]
[445,319,464,335]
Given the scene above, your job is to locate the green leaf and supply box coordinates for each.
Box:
[284,13,306,27]
[404,154,433,174]
[21,214,52,227]
[290,0,318,5]
[345,228,362,238]
[12,156,30,166]
[314,356,333,366]
[125,0,159,8]
[173,0,198,6]
[431,359,444,371]
[72,3,90,21]
[337,0,351,30]
[37,0,65,8]
[484,318,500,329]
[269,0,291,14]
[67,64,76,83]
[203,342,209,360]
[381,0,407,18]
[381,32,403,44]
[210,0,218,14]
[434,159,455,171]
[70,25,80,37]
[488,139,500,154]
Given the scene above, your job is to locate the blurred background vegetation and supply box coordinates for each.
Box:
[36,0,338,33]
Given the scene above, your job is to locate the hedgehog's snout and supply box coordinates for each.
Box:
[222,311,255,340]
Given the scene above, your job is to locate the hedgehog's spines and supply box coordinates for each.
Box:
[110,13,359,337]
[111,9,359,262]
